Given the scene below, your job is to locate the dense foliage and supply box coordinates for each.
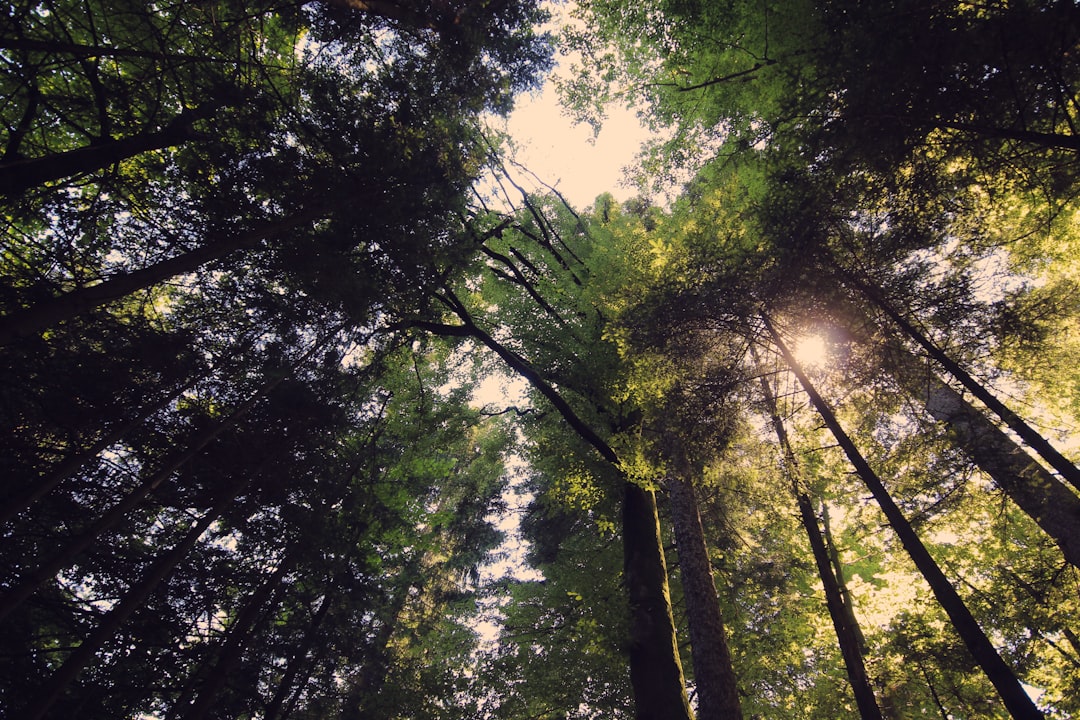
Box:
[2,1,1078,719]
[0,1,549,717]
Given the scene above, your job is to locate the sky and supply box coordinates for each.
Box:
[470,65,650,406]
[500,78,649,209]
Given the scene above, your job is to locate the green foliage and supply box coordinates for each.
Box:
[4,0,1080,717]
[479,494,633,719]
[0,0,551,716]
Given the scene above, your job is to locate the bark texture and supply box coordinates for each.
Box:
[624,481,696,720]
[665,446,742,720]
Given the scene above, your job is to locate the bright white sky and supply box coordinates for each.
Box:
[501,78,648,209]
[471,63,650,406]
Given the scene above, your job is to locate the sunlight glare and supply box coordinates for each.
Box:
[792,333,830,370]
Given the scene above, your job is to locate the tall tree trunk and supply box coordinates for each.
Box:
[624,480,697,720]
[757,371,883,720]
[886,341,1080,569]
[263,594,333,720]
[795,492,883,720]
[0,101,222,197]
[664,441,742,720]
[0,207,325,345]
[918,662,953,720]
[179,559,293,720]
[20,484,244,720]
[0,379,193,526]
[850,272,1080,491]
[0,37,232,62]
[821,504,869,661]
[934,120,1080,152]
[350,573,415,716]
[0,370,290,623]
[763,314,1045,720]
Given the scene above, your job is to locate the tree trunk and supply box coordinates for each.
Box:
[349,573,415,716]
[179,559,293,720]
[263,594,333,720]
[0,379,193,526]
[0,102,222,197]
[0,370,290,623]
[887,342,1080,569]
[0,207,325,345]
[918,662,953,720]
[757,371,883,720]
[664,443,742,720]
[20,485,243,720]
[763,314,1044,720]
[855,275,1080,491]
[934,120,1080,152]
[0,37,229,62]
[419,305,696,719]
[821,504,869,662]
[797,492,882,719]
[624,480,697,720]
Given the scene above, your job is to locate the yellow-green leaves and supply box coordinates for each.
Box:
[551,465,605,510]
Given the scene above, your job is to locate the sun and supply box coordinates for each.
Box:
[792,332,830,370]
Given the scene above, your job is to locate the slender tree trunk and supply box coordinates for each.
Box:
[0,207,325,345]
[887,342,1080,569]
[0,379,193,526]
[853,275,1080,490]
[763,314,1044,720]
[919,662,952,720]
[0,37,231,62]
[20,485,243,720]
[624,480,696,720]
[350,574,414,717]
[1063,628,1080,660]
[821,504,869,659]
[0,371,290,623]
[279,688,307,720]
[263,594,333,720]
[179,559,293,720]
[853,113,1080,151]
[795,492,882,720]
[664,442,742,720]
[0,102,222,197]
[934,120,1080,152]
[757,372,883,720]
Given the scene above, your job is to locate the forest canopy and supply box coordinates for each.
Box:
[1,1,1078,719]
